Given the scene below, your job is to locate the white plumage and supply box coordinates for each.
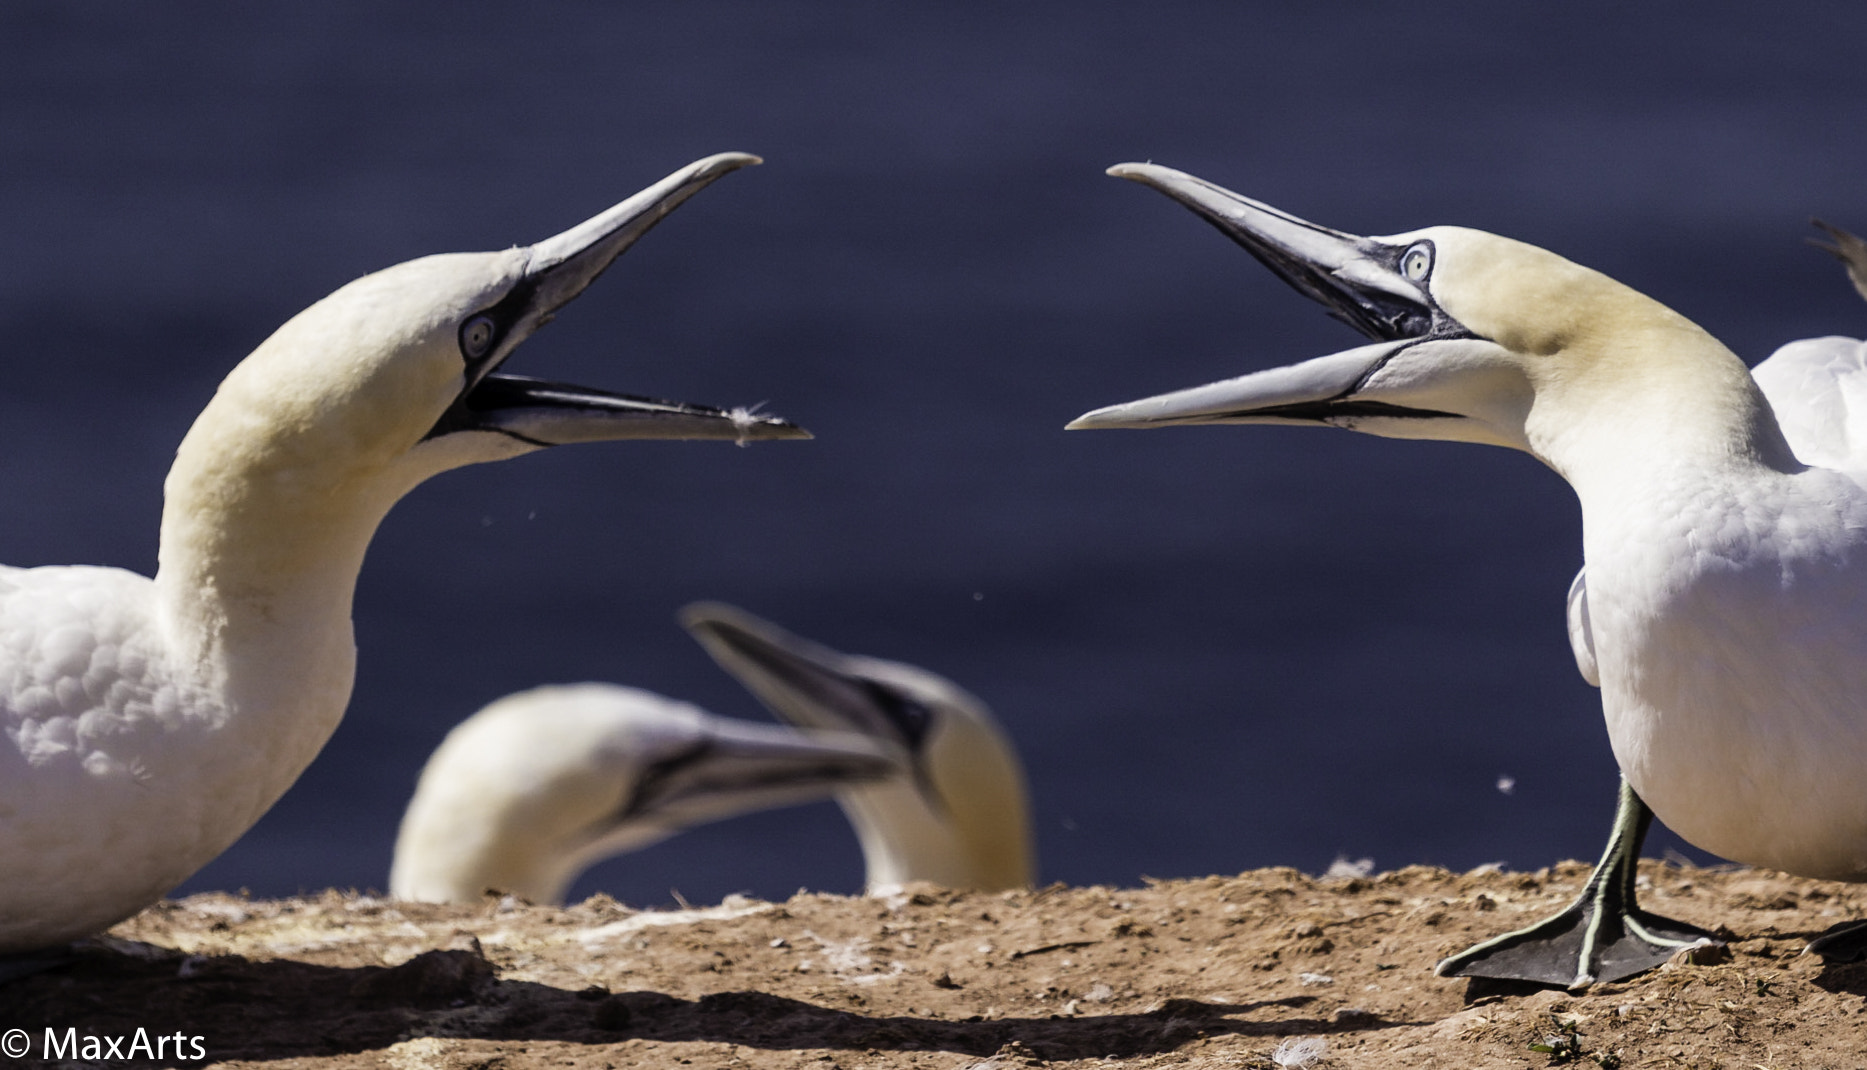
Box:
[1072,168,1867,880]
[1750,336,1867,472]
[1073,164,1867,979]
[390,684,899,905]
[389,605,1035,905]
[683,603,1035,894]
[0,154,804,954]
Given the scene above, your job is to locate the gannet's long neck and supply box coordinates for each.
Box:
[1450,253,1804,510]
[1524,304,1867,876]
[1414,229,1798,501]
[848,712,1034,893]
[152,364,434,814]
[1531,331,1797,508]
[156,459,387,732]
[839,783,972,891]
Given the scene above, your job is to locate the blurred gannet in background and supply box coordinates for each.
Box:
[390,604,1034,904]
[0,153,807,976]
[389,685,900,904]
[1071,162,1867,988]
[682,603,1035,894]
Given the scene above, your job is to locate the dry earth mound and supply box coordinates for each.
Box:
[3,863,1864,1068]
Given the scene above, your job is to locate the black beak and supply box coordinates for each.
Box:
[1107,162,1451,342]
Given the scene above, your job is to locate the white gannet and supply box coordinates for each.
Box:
[681,602,1035,894]
[1070,163,1867,987]
[0,154,809,969]
[389,684,900,905]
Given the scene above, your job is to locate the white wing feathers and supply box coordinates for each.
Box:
[1749,221,1867,473]
[1751,335,1867,473]
[1562,229,1865,694]
[1566,566,1599,688]
[0,565,171,773]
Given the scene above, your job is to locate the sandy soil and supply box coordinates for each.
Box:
[3,862,1865,1068]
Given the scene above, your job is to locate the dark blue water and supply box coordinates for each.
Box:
[2,3,1863,908]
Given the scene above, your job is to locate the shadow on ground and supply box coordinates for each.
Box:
[0,945,1419,1062]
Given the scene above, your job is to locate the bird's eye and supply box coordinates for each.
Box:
[460,314,497,360]
[1401,244,1433,283]
[857,678,935,752]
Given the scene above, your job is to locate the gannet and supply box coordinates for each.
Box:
[394,605,1033,903]
[0,153,808,967]
[1070,163,1867,987]
[389,685,900,905]
[681,603,1035,893]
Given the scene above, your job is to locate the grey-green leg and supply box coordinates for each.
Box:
[1436,778,1720,990]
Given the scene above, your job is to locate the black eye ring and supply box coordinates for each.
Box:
[1400,243,1433,284]
[459,314,498,361]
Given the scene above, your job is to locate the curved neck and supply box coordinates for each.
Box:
[840,785,960,891]
[152,404,424,764]
[1527,330,1801,508]
[844,783,1031,893]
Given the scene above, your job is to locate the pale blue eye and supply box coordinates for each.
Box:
[461,315,497,359]
[1402,244,1432,282]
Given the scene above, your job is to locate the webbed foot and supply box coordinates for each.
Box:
[1436,779,1720,990]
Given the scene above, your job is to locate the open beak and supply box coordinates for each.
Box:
[1069,163,1472,432]
[1104,163,1440,341]
[431,153,811,445]
[1066,339,1464,429]
[680,602,935,756]
[619,716,902,828]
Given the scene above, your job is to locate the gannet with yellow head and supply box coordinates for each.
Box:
[390,604,1032,904]
[390,685,900,905]
[0,154,806,964]
[1071,163,1867,987]
[681,603,1035,894]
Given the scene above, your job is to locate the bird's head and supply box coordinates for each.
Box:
[161,154,811,607]
[1069,163,1786,480]
[171,153,806,515]
[390,683,900,905]
[680,602,1035,893]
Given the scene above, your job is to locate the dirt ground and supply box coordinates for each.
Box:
[3,862,1866,1068]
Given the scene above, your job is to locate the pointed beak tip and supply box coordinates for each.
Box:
[745,422,813,443]
[676,600,727,627]
[703,151,763,173]
[1065,407,1126,430]
[755,415,813,441]
[734,424,813,444]
[1105,162,1180,189]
